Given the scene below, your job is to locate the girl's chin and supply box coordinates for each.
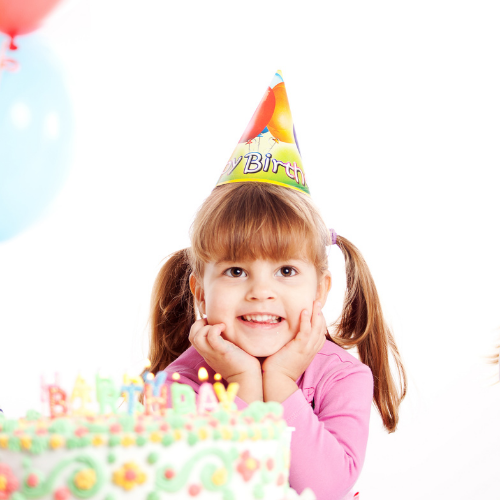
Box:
[242,346,283,358]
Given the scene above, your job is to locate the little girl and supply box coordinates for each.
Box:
[145,72,407,500]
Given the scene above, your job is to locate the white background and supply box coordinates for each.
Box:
[1,1,499,498]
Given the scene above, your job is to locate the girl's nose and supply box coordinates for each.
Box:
[245,277,276,301]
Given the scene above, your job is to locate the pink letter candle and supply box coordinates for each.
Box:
[197,367,219,413]
[48,385,68,418]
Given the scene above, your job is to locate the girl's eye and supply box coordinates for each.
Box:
[276,266,297,277]
[224,267,247,278]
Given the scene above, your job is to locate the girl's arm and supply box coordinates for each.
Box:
[282,364,373,500]
[262,304,372,499]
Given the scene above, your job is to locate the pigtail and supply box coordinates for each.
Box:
[147,248,195,376]
[329,236,407,433]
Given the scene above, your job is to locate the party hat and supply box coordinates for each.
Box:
[216,70,309,195]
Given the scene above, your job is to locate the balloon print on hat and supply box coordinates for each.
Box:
[238,71,295,144]
[0,35,74,242]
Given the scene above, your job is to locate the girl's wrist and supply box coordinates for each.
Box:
[262,371,298,403]
[227,370,263,404]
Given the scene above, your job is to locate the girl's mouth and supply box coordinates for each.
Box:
[240,314,283,324]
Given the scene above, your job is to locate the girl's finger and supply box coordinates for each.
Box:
[189,322,211,352]
[188,318,208,343]
[297,308,312,341]
[206,324,228,352]
[309,301,326,344]
[310,300,323,332]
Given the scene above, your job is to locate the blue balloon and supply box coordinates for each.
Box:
[0,35,73,242]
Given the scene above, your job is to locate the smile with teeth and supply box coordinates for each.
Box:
[241,314,282,324]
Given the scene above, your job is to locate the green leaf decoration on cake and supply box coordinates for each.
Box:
[8,435,21,451]
[136,434,147,446]
[212,409,230,425]
[2,418,18,432]
[30,436,48,455]
[48,419,73,434]
[20,455,104,499]
[117,415,135,432]
[242,401,284,423]
[166,412,185,429]
[161,433,174,447]
[265,402,284,417]
[253,483,265,499]
[11,493,26,500]
[242,402,268,422]
[25,410,41,421]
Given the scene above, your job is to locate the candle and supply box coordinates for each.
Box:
[48,384,68,418]
[142,359,152,383]
[95,373,119,415]
[70,374,92,416]
[197,368,219,413]
[143,372,168,416]
[213,377,239,411]
[40,375,48,415]
[171,372,196,415]
[120,374,143,415]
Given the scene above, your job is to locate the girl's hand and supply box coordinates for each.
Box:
[262,300,326,383]
[189,318,262,383]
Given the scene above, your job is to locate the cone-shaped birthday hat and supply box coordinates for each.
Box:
[216,71,309,195]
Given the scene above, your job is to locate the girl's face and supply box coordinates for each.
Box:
[191,257,331,357]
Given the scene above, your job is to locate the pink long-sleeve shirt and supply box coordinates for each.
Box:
[162,340,373,500]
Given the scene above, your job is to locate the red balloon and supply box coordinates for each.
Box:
[0,0,63,47]
[239,87,276,143]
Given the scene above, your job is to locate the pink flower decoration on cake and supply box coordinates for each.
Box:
[54,486,70,500]
[134,423,145,433]
[0,463,19,499]
[109,423,122,434]
[188,484,201,496]
[74,427,88,438]
[164,469,175,480]
[236,450,260,482]
[26,473,39,488]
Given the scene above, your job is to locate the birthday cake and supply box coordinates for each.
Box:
[0,372,315,500]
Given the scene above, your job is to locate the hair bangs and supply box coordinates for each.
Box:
[190,183,329,277]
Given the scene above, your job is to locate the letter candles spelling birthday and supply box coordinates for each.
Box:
[197,368,219,413]
[38,366,244,418]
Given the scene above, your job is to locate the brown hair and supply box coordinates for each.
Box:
[147,182,407,432]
